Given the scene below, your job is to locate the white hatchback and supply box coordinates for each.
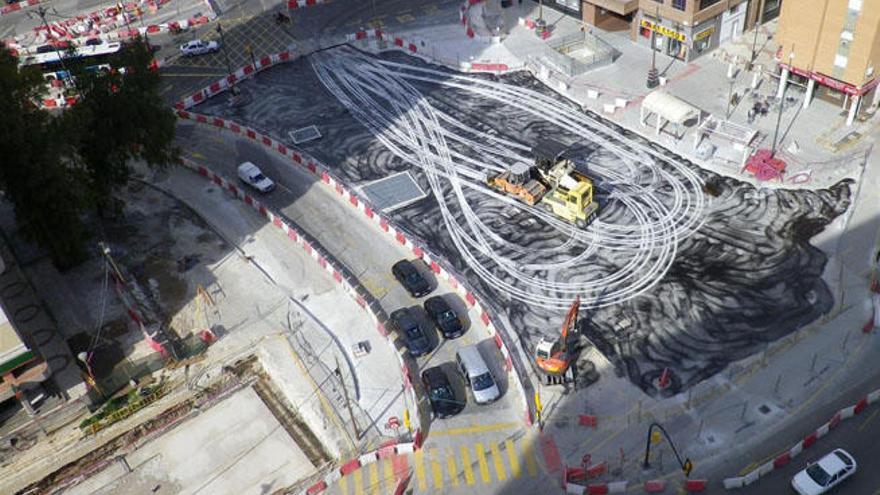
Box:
[791,449,857,495]
[179,39,219,56]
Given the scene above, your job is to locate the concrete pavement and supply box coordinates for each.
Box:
[174,119,541,493]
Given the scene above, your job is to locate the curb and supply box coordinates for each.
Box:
[299,441,415,495]
[177,159,426,457]
[171,43,536,429]
[723,387,880,489]
[347,27,518,74]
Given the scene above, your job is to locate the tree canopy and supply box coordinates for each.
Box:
[0,39,179,267]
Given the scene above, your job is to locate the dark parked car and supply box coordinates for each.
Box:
[392,260,431,298]
[421,366,465,418]
[424,296,464,339]
[390,308,432,357]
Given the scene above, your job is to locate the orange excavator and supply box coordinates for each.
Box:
[534,296,580,377]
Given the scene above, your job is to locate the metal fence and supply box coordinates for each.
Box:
[535,31,619,78]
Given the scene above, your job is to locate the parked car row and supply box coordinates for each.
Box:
[390,258,501,420]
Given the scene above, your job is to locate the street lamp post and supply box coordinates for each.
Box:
[643,422,692,476]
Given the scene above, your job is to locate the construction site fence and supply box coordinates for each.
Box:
[82,380,170,436]
[540,31,619,78]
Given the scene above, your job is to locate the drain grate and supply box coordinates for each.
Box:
[361,172,427,212]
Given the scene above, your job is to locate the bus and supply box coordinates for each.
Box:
[19,41,124,85]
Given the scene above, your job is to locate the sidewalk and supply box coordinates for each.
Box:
[148,165,410,456]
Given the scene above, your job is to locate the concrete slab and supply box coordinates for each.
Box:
[65,387,315,495]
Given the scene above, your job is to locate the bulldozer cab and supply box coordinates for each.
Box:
[532,139,569,171]
[535,338,560,360]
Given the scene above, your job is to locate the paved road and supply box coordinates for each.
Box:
[176,120,548,494]
[734,401,880,495]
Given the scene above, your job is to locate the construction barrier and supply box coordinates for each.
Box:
[174,48,536,428]
[724,384,880,489]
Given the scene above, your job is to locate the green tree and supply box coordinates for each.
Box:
[0,39,179,267]
[62,38,179,215]
[0,47,87,267]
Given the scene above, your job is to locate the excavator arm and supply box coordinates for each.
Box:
[559,296,580,355]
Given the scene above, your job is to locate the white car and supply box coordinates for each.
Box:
[237,162,275,193]
[791,449,857,495]
[179,39,219,56]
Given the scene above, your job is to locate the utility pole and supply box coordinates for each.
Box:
[215,24,239,95]
[646,7,659,89]
[335,356,360,440]
[770,49,794,158]
[749,0,765,69]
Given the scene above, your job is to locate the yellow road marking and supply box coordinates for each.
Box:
[353,467,364,495]
[368,461,380,495]
[430,422,519,437]
[414,449,427,491]
[859,409,879,432]
[383,458,394,490]
[475,443,491,483]
[423,5,439,14]
[506,439,521,478]
[431,448,444,489]
[396,13,415,22]
[190,151,206,160]
[447,448,460,487]
[523,437,538,477]
[461,445,476,485]
[339,471,348,494]
[490,442,507,481]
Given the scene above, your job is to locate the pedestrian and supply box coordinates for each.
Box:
[747,109,754,124]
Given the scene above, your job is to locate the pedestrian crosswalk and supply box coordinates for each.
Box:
[330,437,541,494]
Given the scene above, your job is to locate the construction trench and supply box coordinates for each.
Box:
[14,356,330,495]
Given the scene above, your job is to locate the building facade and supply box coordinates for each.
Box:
[535,0,755,61]
[0,256,50,410]
[776,0,880,125]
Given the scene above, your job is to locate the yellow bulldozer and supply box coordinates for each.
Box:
[486,140,598,228]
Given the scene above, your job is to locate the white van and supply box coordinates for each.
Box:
[456,345,500,404]
[237,162,275,193]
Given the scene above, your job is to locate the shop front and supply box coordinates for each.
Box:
[778,62,880,126]
[635,11,728,62]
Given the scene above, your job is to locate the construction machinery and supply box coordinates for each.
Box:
[486,140,599,227]
[534,296,580,378]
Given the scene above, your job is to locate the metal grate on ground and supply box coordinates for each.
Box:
[360,172,427,212]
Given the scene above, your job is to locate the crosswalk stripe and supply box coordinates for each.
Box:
[475,443,491,484]
[368,461,380,495]
[523,437,539,477]
[490,442,507,481]
[339,470,349,494]
[414,449,428,491]
[447,448,460,487]
[383,457,395,487]
[461,445,476,486]
[506,439,522,478]
[353,467,364,495]
[430,448,444,489]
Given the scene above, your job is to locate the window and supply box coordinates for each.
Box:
[699,0,721,9]
[672,0,686,10]
[834,54,848,68]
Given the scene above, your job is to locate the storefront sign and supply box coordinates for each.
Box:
[640,19,686,43]
[780,63,878,96]
[694,27,715,42]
